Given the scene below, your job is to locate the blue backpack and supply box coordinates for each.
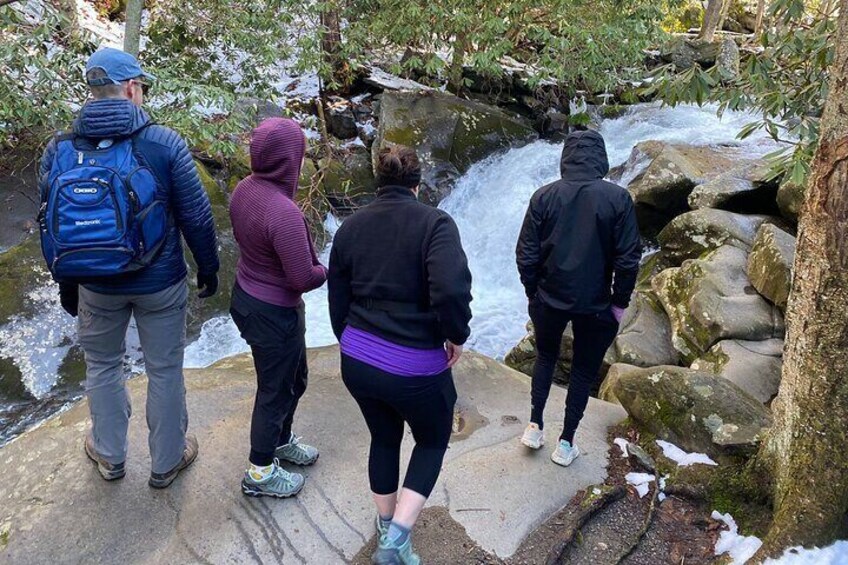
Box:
[39,130,168,280]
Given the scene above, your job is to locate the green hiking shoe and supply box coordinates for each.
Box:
[372,533,421,565]
[275,433,319,466]
[241,459,305,498]
[376,514,390,537]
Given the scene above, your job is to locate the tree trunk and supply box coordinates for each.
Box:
[717,0,732,33]
[754,0,766,34]
[447,32,468,95]
[320,3,348,91]
[123,0,143,56]
[699,0,724,41]
[756,0,848,555]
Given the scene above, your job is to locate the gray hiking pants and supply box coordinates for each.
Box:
[78,280,189,474]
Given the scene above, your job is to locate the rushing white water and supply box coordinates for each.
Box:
[182,102,782,366]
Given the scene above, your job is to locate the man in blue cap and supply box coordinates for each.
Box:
[38,47,220,488]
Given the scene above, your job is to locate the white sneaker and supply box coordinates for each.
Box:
[551,440,580,466]
[520,423,545,449]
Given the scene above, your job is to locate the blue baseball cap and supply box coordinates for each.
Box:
[85,47,155,86]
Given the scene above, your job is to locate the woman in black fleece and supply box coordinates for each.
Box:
[328,146,473,565]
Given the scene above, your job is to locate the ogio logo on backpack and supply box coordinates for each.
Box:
[73,187,98,194]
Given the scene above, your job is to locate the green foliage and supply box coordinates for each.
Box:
[647,0,837,184]
[328,0,670,96]
[0,5,94,147]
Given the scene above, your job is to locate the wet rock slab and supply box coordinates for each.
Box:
[0,346,625,563]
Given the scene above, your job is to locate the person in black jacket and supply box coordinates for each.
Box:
[515,129,641,467]
[328,145,472,565]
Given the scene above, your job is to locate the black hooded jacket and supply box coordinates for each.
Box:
[328,186,473,349]
[516,130,641,312]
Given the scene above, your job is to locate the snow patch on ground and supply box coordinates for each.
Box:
[656,439,718,467]
[625,472,655,498]
[613,437,629,457]
[765,542,848,564]
[712,511,763,564]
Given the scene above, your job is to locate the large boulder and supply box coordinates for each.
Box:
[320,149,378,214]
[747,223,796,312]
[687,160,779,213]
[373,91,538,205]
[606,291,679,368]
[657,209,780,266]
[716,38,741,78]
[660,37,722,69]
[652,245,785,364]
[691,338,784,404]
[611,365,773,457]
[614,141,742,235]
[598,363,643,404]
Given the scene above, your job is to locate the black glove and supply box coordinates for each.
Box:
[197,272,218,299]
[59,282,79,317]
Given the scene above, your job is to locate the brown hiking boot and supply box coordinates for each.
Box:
[148,434,198,489]
[84,433,126,481]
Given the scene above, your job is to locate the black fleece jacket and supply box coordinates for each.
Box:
[328,186,473,349]
[516,130,641,312]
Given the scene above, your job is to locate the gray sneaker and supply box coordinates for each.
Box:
[241,459,305,498]
[84,433,126,481]
[149,434,199,489]
[372,533,421,565]
[275,433,319,466]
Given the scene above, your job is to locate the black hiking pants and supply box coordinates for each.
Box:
[230,284,308,466]
[341,354,456,498]
[529,299,619,444]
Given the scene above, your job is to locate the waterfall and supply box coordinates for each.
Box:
[181,102,781,365]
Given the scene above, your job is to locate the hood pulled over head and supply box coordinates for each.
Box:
[249,117,306,198]
[560,129,610,181]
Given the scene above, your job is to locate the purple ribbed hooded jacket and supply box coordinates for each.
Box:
[230,118,327,307]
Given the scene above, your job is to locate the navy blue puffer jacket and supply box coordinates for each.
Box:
[39,99,220,295]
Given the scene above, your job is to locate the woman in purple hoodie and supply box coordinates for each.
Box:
[229,118,327,498]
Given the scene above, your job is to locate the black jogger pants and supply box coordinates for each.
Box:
[529,299,619,444]
[231,284,308,467]
[341,353,457,498]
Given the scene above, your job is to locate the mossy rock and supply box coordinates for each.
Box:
[687,160,779,213]
[657,209,780,266]
[374,91,537,204]
[660,37,721,69]
[319,150,377,214]
[612,365,773,457]
[690,338,783,404]
[652,245,785,364]
[620,141,740,235]
[776,177,805,224]
[607,290,679,369]
[746,223,795,312]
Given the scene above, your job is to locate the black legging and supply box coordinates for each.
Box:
[529,299,619,443]
[341,354,456,497]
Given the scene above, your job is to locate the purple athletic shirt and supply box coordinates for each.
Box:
[340,326,449,377]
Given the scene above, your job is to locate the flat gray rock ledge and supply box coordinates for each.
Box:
[0,346,625,564]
